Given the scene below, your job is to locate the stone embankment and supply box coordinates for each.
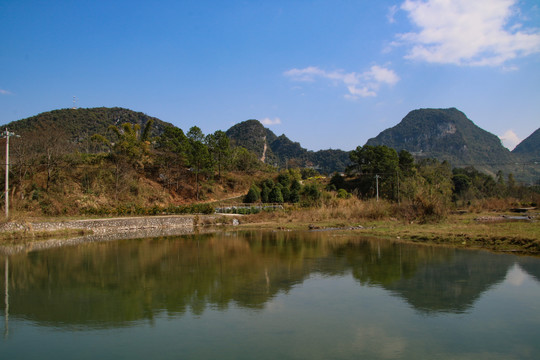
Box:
[0,215,196,255]
[0,215,194,235]
[0,226,195,255]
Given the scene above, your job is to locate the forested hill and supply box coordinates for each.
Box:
[226,119,351,174]
[512,127,540,161]
[3,108,350,174]
[225,119,279,165]
[3,107,173,146]
[364,108,537,182]
[4,107,537,180]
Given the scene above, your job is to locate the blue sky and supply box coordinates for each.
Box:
[1,0,539,151]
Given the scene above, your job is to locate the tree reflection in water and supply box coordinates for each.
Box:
[0,231,529,328]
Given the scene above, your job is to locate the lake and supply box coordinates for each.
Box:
[1,230,540,359]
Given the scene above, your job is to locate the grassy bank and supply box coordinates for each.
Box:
[1,197,538,255]
[236,198,540,255]
[237,216,539,254]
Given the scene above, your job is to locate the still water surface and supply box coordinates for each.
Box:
[1,230,540,359]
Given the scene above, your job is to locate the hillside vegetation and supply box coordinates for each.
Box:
[6,107,172,152]
[365,108,538,183]
[513,127,540,160]
[0,107,538,219]
[226,119,350,173]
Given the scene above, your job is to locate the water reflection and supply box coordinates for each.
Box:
[0,231,534,329]
[3,257,7,338]
[518,256,540,283]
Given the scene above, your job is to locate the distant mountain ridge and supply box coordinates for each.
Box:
[225,119,351,174]
[366,108,513,166]
[365,108,538,182]
[225,119,279,164]
[512,127,540,161]
[2,107,538,182]
[4,107,173,146]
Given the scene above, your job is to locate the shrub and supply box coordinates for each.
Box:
[301,184,321,207]
[269,187,284,204]
[244,186,261,203]
[337,189,351,199]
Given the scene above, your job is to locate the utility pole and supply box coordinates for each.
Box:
[1,129,19,219]
[375,174,380,202]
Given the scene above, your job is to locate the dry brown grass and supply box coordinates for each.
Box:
[466,197,524,213]
[242,197,396,228]
[237,194,540,253]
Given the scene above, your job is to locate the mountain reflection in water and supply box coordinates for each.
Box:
[0,230,531,329]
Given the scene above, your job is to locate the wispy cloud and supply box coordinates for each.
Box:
[0,89,12,95]
[396,0,540,66]
[260,117,282,126]
[284,65,399,99]
[387,5,398,24]
[499,129,521,150]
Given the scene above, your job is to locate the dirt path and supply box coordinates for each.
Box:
[261,136,267,162]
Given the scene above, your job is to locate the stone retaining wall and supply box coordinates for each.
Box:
[0,226,195,255]
[0,215,194,234]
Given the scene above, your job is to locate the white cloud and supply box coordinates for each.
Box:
[0,89,12,95]
[499,129,521,150]
[397,0,540,66]
[387,5,398,23]
[260,117,282,126]
[368,65,400,86]
[283,67,328,82]
[284,65,399,99]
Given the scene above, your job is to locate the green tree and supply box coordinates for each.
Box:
[398,150,416,177]
[289,188,300,203]
[348,145,399,200]
[113,121,153,164]
[328,172,346,191]
[301,184,321,207]
[91,121,154,201]
[260,184,270,203]
[186,126,210,201]
[157,126,188,155]
[244,185,261,203]
[290,178,302,192]
[452,173,472,202]
[277,172,291,188]
[155,126,189,191]
[281,186,291,202]
[231,147,261,173]
[206,130,231,179]
[269,186,284,203]
[414,159,453,221]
